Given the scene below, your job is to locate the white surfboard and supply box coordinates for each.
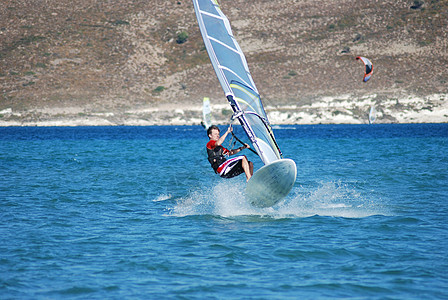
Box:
[246,159,297,208]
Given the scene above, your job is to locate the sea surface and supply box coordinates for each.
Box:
[1,124,447,299]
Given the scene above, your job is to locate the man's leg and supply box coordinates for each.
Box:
[241,156,252,182]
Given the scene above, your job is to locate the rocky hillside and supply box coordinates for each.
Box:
[1,0,447,125]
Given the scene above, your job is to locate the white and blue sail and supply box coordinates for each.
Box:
[369,105,377,124]
[202,97,213,129]
[193,0,296,207]
[192,0,281,165]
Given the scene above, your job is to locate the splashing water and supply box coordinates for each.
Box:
[277,181,388,218]
[153,193,172,202]
[167,180,388,219]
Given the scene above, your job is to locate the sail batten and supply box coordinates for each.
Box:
[224,69,253,89]
[208,37,239,54]
[193,0,281,165]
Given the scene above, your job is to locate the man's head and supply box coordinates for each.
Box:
[207,125,220,141]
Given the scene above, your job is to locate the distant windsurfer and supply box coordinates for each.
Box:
[206,125,253,182]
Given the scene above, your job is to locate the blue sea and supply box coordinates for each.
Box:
[1,124,447,299]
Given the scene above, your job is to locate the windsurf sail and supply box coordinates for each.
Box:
[369,105,377,124]
[202,97,212,129]
[192,0,282,165]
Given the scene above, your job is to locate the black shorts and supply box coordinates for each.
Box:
[217,156,245,178]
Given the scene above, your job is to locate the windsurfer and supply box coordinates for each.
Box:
[206,125,253,182]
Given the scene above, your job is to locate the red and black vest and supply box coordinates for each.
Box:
[206,140,229,173]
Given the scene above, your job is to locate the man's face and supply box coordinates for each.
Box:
[209,129,220,141]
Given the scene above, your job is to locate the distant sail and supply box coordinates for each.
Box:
[369,106,377,124]
[192,0,281,165]
[202,97,212,129]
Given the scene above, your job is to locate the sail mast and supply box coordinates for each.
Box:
[192,0,281,165]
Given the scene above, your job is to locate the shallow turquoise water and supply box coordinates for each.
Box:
[1,124,447,299]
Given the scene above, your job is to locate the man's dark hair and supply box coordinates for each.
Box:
[207,125,220,137]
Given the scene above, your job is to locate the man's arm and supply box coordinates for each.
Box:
[215,125,232,146]
[229,143,250,156]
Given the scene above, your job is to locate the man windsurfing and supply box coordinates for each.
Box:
[206,125,253,182]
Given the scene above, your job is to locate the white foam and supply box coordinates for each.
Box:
[277,181,389,218]
[153,194,172,202]
[169,180,264,217]
[167,180,388,219]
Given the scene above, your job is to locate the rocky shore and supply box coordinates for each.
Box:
[0,93,446,127]
[1,1,447,126]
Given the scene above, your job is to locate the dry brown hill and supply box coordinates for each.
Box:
[1,0,447,124]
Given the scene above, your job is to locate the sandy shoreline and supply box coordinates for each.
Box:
[1,94,447,127]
